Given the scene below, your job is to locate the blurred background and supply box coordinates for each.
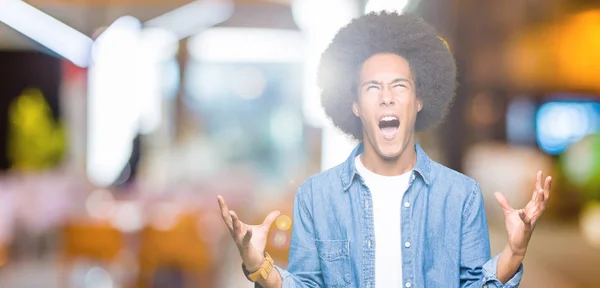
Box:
[0,0,599,287]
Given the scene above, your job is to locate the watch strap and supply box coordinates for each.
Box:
[242,252,274,282]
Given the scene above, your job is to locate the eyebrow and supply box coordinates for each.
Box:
[360,78,412,89]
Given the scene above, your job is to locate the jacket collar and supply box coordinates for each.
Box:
[340,142,432,191]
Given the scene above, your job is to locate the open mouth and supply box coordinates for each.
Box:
[378,116,400,140]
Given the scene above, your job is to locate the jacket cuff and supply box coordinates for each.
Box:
[482,253,524,288]
[254,265,294,288]
[275,265,295,287]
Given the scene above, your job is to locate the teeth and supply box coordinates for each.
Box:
[381,116,397,121]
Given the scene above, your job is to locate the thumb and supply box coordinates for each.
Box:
[261,210,281,229]
[494,192,514,213]
[242,225,253,247]
[518,209,532,226]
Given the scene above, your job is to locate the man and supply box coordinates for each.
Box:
[218,12,551,287]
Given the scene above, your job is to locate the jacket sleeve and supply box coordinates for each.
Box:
[460,183,523,288]
[256,185,324,288]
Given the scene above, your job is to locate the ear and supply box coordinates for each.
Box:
[417,98,423,112]
[352,102,360,117]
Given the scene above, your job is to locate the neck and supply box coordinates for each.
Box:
[360,140,417,177]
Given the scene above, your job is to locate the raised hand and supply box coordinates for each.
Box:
[217,195,280,272]
[494,170,552,256]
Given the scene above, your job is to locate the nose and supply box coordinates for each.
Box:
[380,86,394,106]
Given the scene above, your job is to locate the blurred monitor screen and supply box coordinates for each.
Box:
[507,98,538,146]
[535,96,600,155]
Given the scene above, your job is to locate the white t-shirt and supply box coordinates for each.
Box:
[355,155,412,288]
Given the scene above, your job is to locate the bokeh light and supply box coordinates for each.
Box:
[276,214,292,231]
[561,134,600,198]
[580,202,600,249]
[536,102,600,155]
[272,230,289,249]
[85,189,116,220]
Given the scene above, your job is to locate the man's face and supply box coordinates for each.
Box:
[353,53,422,160]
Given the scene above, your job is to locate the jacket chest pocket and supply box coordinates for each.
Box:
[316,240,353,287]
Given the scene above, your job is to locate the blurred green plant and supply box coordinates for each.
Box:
[7,88,66,170]
[560,133,600,202]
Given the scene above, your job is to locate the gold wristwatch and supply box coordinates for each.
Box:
[242,252,274,282]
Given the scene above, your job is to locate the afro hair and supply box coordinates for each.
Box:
[318,12,457,140]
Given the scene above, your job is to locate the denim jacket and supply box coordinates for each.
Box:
[271,143,523,287]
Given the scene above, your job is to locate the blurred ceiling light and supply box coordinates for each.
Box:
[292,0,358,33]
[88,16,174,187]
[145,0,234,40]
[138,27,179,62]
[91,16,142,63]
[291,0,358,128]
[188,28,305,63]
[365,0,411,14]
[291,0,359,171]
[87,16,142,187]
[0,0,93,67]
[136,28,177,135]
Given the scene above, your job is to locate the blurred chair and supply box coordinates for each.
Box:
[60,220,125,287]
[137,211,214,288]
[0,243,7,268]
